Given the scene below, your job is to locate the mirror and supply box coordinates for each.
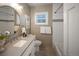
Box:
[19,15,30,33]
[0,3,31,36]
[0,5,20,35]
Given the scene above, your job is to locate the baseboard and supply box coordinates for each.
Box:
[53,42,62,56]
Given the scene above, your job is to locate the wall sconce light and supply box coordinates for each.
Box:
[10,3,23,14]
[14,25,19,33]
[10,3,23,9]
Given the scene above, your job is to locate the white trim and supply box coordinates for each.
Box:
[53,41,62,56]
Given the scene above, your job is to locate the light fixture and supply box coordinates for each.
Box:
[14,25,19,33]
[10,3,18,7]
[10,3,23,10]
[10,3,23,15]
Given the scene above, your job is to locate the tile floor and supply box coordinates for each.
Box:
[35,45,57,56]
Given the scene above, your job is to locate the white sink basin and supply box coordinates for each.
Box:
[13,40,27,47]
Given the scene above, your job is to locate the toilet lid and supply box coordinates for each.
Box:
[35,40,42,45]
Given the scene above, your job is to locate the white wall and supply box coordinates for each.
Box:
[52,3,63,55]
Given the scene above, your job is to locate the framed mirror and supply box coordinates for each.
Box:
[0,3,31,35]
[0,5,20,35]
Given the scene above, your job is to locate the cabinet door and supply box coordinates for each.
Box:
[22,41,35,56]
[67,4,79,56]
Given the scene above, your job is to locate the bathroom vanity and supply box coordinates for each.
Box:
[0,34,36,56]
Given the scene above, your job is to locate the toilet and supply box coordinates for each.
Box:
[34,40,42,52]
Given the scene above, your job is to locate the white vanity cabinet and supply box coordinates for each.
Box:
[22,40,35,56]
[0,34,36,56]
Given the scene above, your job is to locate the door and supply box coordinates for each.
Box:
[67,4,79,56]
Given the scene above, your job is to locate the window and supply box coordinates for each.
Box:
[35,12,48,25]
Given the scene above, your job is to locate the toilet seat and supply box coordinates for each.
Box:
[34,40,42,53]
[34,40,42,46]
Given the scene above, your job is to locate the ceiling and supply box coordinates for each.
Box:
[26,3,52,7]
[0,3,52,8]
